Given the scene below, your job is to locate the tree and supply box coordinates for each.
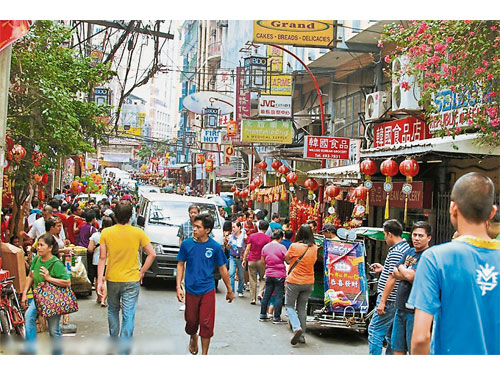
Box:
[6,20,115,234]
[381,20,499,146]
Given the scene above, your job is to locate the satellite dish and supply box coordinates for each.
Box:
[182,91,234,114]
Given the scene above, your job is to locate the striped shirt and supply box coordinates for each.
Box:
[377,240,410,302]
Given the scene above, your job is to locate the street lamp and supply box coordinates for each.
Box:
[243,55,268,91]
[203,106,219,128]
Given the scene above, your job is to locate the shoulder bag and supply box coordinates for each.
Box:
[287,244,311,276]
[33,258,79,318]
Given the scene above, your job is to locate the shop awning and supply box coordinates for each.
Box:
[168,163,191,171]
[102,153,130,163]
[361,134,500,159]
[307,163,361,183]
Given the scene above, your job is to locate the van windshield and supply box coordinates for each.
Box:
[148,201,221,228]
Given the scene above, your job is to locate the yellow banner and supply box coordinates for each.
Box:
[254,20,335,48]
[241,120,293,144]
[265,74,293,96]
[267,45,283,73]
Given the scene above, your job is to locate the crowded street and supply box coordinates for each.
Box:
[0,9,499,366]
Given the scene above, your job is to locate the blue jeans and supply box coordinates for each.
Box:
[391,309,415,353]
[25,299,62,354]
[106,281,140,354]
[260,277,285,320]
[229,256,244,294]
[368,295,396,355]
[285,283,313,335]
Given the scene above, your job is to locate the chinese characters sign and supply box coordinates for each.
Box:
[324,241,368,313]
[258,95,292,118]
[369,181,424,209]
[241,120,293,144]
[373,117,431,148]
[304,136,351,160]
[233,67,250,144]
[267,46,283,73]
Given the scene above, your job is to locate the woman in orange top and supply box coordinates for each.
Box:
[284,224,317,346]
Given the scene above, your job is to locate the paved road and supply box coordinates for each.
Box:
[1,279,368,355]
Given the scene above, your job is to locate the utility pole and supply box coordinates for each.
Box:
[0,45,12,213]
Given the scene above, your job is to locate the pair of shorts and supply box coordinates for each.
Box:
[391,309,415,353]
[185,289,216,338]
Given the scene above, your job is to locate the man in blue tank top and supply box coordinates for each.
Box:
[409,172,500,355]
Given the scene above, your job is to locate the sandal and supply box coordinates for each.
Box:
[189,334,198,355]
[101,302,107,307]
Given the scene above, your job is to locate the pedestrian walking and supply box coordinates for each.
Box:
[243,220,271,304]
[284,224,317,345]
[388,221,432,355]
[259,229,287,324]
[96,200,156,354]
[367,219,409,355]
[176,213,234,355]
[228,221,246,297]
[21,233,70,354]
[409,172,500,355]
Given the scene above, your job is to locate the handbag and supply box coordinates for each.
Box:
[287,244,311,276]
[33,257,79,318]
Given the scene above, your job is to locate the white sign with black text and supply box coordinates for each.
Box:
[258,95,292,118]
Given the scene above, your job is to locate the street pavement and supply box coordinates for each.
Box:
[1,279,368,355]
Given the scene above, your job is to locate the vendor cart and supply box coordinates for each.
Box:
[68,246,92,296]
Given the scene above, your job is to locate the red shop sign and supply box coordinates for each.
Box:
[373,117,431,148]
[304,136,351,160]
[0,20,31,53]
[369,181,424,209]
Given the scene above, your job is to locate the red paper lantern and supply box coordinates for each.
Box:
[258,161,267,170]
[252,178,261,187]
[41,173,48,185]
[278,165,289,175]
[286,172,298,184]
[240,189,249,198]
[304,178,319,191]
[271,160,282,171]
[354,185,368,201]
[231,185,237,192]
[234,189,240,197]
[249,182,256,191]
[325,185,340,198]
[380,159,399,177]
[360,159,377,176]
[399,158,420,178]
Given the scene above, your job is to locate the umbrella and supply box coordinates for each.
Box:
[220,195,234,206]
[207,195,229,207]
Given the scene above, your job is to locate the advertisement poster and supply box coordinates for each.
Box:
[241,120,293,144]
[323,240,369,313]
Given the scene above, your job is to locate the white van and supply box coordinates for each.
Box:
[136,193,224,282]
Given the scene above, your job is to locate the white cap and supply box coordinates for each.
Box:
[104,209,114,216]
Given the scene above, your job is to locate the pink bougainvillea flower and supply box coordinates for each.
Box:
[482,60,489,67]
[384,55,391,63]
[446,36,454,43]
[464,20,472,24]
[491,119,499,127]
[487,73,494,80]
[417,21,429,35]
[377,41,383,48]
[491,26,498,31]
[474,67,486,75]
[486,107,497,117]
[401,81,411,91]
[434,43,447,53]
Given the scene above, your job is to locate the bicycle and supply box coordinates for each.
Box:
[0,276,26,338]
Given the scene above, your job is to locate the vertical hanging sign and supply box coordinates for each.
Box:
[234,67,250,146]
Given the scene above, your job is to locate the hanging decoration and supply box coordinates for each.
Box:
[325,184,340,215]
[231,185,237,193]
[271,160,282,171]
[205,159,214,172]
[380,158,399,220]
[286,172,297,194]
[399,158,420,224]
[277,164,289,183]
[352,185,368,226]
[196,153,205,164]
[303,178,319,201]
[11,144,26,162]
[226,120,238,137]
[360,158,377,214]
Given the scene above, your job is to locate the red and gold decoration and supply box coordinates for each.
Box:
[231,185,237,193]
[289,197,320,233]
[399,158,420,224]
[196,153,205,164]
[226,120,238,137]
[352,185,368,226]
[380,158,399,219]
[324,184,340,215]
[360,158,377,214]
[205,159,214,172]
[303,178,319,201]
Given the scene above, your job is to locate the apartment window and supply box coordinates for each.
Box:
[352,20,361,33]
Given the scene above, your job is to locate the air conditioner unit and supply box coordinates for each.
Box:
[392,55,422,111]
[365,91,390,121]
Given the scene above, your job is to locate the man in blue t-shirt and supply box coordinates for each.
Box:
[409,172,500,355]
[176,213,234,355]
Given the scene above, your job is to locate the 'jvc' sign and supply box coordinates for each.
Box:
[258,95,292,118]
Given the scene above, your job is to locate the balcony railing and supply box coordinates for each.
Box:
[207,41,222,60]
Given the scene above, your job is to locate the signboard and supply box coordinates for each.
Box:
[233,67,250,144]
[323,240,369,313]
[241,120,293,144]
[0,20,31,53]
[258,95,292,118]
[216,69,233,92]
[373,117,432,148]
[369,181,424,209]
[265,74,293,96]
[304,136,351,160]
[185,131,197,146]
[216,165,236,176]
[253,20,336,48]
[201,129,222,144]
[429,87,482,133]
[267,45,283,73]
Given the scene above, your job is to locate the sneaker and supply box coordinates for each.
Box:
[290,328,303,345]
[272,319,287,325]
[238,293,244,297]
[179,304,186,311]
[259,317,270,322]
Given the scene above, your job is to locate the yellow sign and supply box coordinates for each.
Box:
[267,46,283,73]
[107,125,142,136]
[241,120,293,144]
[254,20,335,48]
[265,74,293,96]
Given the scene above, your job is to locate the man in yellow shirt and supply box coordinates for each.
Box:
[97,200,156,354]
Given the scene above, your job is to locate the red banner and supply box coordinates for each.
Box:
[233,67,250,145]
[304,136,351,160]
[0,20,31,53]
[373,117,432,148]
[369,181,424,209]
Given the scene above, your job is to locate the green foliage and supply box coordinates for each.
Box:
[7,20,115,198]
[381,20,500,147]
